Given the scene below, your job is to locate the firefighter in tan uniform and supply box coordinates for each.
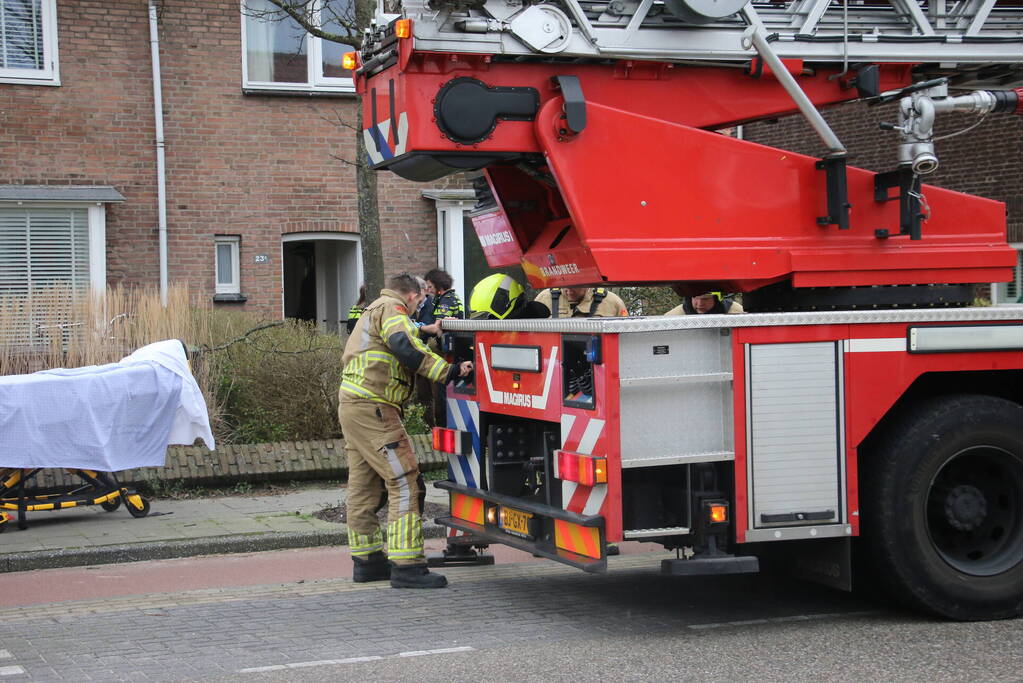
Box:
[534,286,628,318]
[664,291,744,315]
[340,274,472,589]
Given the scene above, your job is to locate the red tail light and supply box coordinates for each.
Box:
[432,427,470,456]
[556,450,607,487]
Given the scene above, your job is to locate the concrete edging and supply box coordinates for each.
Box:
[0,524,449,573]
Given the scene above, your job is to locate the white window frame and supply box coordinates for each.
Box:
[0,0,60,86]
[0,201,106,292]
[240,0,354,94]
[991,242,1023,306]
[215,236,242,295]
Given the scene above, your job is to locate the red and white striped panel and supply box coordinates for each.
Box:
[559,414,607,516]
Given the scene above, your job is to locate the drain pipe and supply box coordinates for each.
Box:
[149,0,168,307]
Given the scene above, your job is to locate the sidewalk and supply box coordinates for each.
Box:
[0,484,450,573]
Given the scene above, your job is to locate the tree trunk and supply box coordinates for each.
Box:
[356,106,385,297]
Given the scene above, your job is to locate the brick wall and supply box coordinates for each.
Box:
[33,435,446,489]
[0,0,454,318]
[742,101,1023,243]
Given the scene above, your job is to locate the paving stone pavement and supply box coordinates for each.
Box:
[0,553,881,682]
[0,484,450,573]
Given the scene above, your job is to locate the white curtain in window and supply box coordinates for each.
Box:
[244,0,308,83]
[244,0,274,82]
[1,0,44,70]
[216,243,234,285]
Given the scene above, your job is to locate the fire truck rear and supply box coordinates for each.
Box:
[351,0,1023,619]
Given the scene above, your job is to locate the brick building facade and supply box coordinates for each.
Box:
[0,0,470,327]
[2,0,1019,314]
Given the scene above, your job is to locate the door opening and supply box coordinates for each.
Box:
[282,235,362,332]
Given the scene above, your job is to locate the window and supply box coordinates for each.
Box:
[215,236,241,296]
[0,203,106,346]
[0,0,59,86]
[242,0,355,93]
[0,206,104,295]
[992,244,1023,306]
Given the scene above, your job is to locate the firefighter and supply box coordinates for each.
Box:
[664,289,744,315]
[345,285,367,335]
[469,273,552,319]
[534,286,628,318]
[339,273,473,588]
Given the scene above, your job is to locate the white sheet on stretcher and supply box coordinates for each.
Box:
[0,340,216,471]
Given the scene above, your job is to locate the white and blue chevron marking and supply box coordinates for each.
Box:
[445,397,482,489]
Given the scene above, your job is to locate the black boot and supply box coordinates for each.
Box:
[352,551,391,583]
[390,563,448,589]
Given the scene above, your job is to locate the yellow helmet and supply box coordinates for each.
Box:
[470,274,524,319]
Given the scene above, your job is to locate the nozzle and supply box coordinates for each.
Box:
[912,152,939,175]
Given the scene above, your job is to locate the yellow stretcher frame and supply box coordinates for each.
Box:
[0,467,150,532]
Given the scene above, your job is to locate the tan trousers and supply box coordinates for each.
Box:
[339,398,426,566]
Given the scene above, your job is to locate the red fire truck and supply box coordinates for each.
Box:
[353,0,1023,619]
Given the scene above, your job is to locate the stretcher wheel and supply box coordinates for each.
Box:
[100,497,122,512]
[126,496,150,518]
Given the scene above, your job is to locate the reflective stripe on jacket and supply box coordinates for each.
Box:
[431,289,464,319]
[346,304,365,335]
[340,289,456,407]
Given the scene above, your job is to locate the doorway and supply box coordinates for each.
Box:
[282,233,362,332]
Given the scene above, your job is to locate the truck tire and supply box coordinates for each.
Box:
[861,394,1023,620]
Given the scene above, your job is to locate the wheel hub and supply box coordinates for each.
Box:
[944,484,987,531]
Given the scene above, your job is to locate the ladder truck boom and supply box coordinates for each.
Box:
[355,0,1023,298]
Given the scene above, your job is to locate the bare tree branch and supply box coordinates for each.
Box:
[329,153,359,167]
[242,0,363,49]
[322,110,360,134]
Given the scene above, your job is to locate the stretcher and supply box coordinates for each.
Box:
[0,339,215,532]
[0,467,149,532]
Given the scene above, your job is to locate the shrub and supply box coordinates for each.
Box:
[617,286,681,316]
[402,402,430,436]
[213,318,344,444]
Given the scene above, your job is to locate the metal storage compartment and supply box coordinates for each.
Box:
[617,328,734,468]
[745,341,846,539]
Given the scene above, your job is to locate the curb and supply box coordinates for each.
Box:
[0,524,449,573]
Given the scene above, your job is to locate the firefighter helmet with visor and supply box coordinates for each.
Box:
[470,274,524,319]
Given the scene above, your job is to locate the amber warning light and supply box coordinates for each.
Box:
[395,18,412,39]
[708,502,729,524]
[342,52,358,71]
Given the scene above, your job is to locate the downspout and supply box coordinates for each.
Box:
[148,1,168,307]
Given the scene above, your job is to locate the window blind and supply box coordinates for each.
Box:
[1,0,44,70]
[0,207,91,347]
[0,208,90,295]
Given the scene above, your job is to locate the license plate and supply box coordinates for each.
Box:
[499,506,533,538]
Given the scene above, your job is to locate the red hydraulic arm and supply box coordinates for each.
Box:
[357,48,1017,293]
